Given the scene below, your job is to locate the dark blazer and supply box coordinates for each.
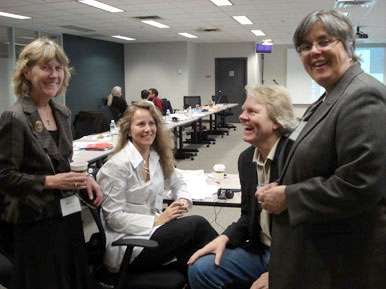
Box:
[0,98,73,224]
[269,63,386,289]
[223,137,291,254]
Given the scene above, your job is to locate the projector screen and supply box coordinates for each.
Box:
[286,47,385,104]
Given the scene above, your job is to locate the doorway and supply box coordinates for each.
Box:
[215,58,247,123]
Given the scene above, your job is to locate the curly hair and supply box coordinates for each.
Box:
[12,38,72,98]
[112,100,176,179]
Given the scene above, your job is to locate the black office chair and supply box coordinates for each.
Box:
[214,95,237,131]
[183,96,215,147]
[87,206,187,289]
[73,110,110,139]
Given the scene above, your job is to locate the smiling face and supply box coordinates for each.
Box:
[129,108,157,153]
[300,22,353,93]
[24,58,64,100]
[239,96,280,149]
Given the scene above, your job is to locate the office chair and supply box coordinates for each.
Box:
[183,96,216,147]
[73,110,110,139]
[87,206,187,289]
[214,95,237,131]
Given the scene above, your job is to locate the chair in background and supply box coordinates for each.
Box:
[214,95,237,131]
[87,206,187,289]
[73,110,110,139]
[183,96,215,147]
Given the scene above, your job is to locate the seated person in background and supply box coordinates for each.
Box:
[148,88,163,113]
[187,85,297,289]
[141,89,149,100]
[97,101,218,275]
[107,86,128,121]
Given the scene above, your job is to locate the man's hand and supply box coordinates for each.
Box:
[250,272,269,289]
[187,235,229,266]
[256,184,287,214]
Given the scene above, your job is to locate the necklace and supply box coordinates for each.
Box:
[39,104,51,125]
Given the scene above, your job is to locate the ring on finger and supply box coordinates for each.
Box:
[75,182,78,188]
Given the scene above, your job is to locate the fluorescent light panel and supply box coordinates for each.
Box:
[210,0,233,6]
[141,20,169,29]
[251,30,265,36]
[112,35,136,41]
[0,11,31,19]
[77,0,123,13]
[178,33,198,39]
[232,16,253,25]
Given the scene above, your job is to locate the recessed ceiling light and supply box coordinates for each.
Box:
[112,35,136,41]
[210,0,233,6]
[178,33,198,39]
[141,20,169,29]
[77,0,123,13]
[251,30,265,36]
[0,11,31,20]
[232,16,253,25]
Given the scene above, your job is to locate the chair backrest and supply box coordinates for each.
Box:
[73,110,110,139]
[216,95,229,104]
[183,96,201,109]
[161,98,173,115]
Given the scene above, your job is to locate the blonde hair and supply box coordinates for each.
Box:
[112,101,176,179]
[107,86,122,106]
[12,38,72,98]
[245,85,298,135]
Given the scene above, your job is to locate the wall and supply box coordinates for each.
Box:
[124,42,188,109]
[124,41,260,110]
[63,34,125,120]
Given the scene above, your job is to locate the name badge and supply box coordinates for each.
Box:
[60,195,81,217]
[289,121,307,141]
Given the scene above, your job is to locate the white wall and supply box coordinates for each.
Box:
[124,41,308,117]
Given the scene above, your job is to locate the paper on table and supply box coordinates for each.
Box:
[167,169,218,200]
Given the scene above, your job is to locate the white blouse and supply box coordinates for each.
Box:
[97,141,192,272]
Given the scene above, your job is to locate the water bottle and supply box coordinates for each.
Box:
[110,120,117,136]
[166,109,171,123]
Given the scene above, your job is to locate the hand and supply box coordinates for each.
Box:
[250,272,269,289]
[255,183,287,214]
[45,172,88,191]
[86,176,103,207]
[154,201,187,226]
[187,235,229,266]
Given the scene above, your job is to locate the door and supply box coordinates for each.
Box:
[215,58,247,123]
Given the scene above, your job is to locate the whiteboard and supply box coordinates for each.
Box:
[286,49,324,104]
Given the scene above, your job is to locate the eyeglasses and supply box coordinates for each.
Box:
[296,38,338,55]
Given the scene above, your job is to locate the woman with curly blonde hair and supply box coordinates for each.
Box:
[97,100,217,275]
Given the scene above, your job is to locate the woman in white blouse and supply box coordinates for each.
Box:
[97,101,217,274]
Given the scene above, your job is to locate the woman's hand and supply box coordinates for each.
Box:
[45,172,88,191]
[154,201,188,226]
[256,183,287,214]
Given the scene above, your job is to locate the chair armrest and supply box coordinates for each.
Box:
[112,237,158,248]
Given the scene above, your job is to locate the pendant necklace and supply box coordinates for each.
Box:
[40,105,51,125]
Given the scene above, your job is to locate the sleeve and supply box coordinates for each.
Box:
[0,110,46,201]
[166,169,193,208]
[97,160,155,236]
[286,80,386,226]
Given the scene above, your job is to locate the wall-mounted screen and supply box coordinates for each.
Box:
[256,43,273,53]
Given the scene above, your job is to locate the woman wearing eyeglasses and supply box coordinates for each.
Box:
[256,10,386,289]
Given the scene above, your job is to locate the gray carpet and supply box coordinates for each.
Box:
[82,122,248,240]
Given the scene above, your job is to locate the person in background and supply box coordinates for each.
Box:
[141,89,149,100]
[97,100,218,275]
[107,85,128,121]
[256,10,386,289]
[148,88,163,113]
[188,85,297,289]
[0,38,102,289]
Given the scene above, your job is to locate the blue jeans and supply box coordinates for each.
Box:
[188,246,269,289]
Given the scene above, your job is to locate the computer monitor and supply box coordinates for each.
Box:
[256,43,273,53]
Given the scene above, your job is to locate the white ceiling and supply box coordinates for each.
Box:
[0,0,385,45]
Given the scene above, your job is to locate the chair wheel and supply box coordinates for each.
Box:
[190,157,194,160]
